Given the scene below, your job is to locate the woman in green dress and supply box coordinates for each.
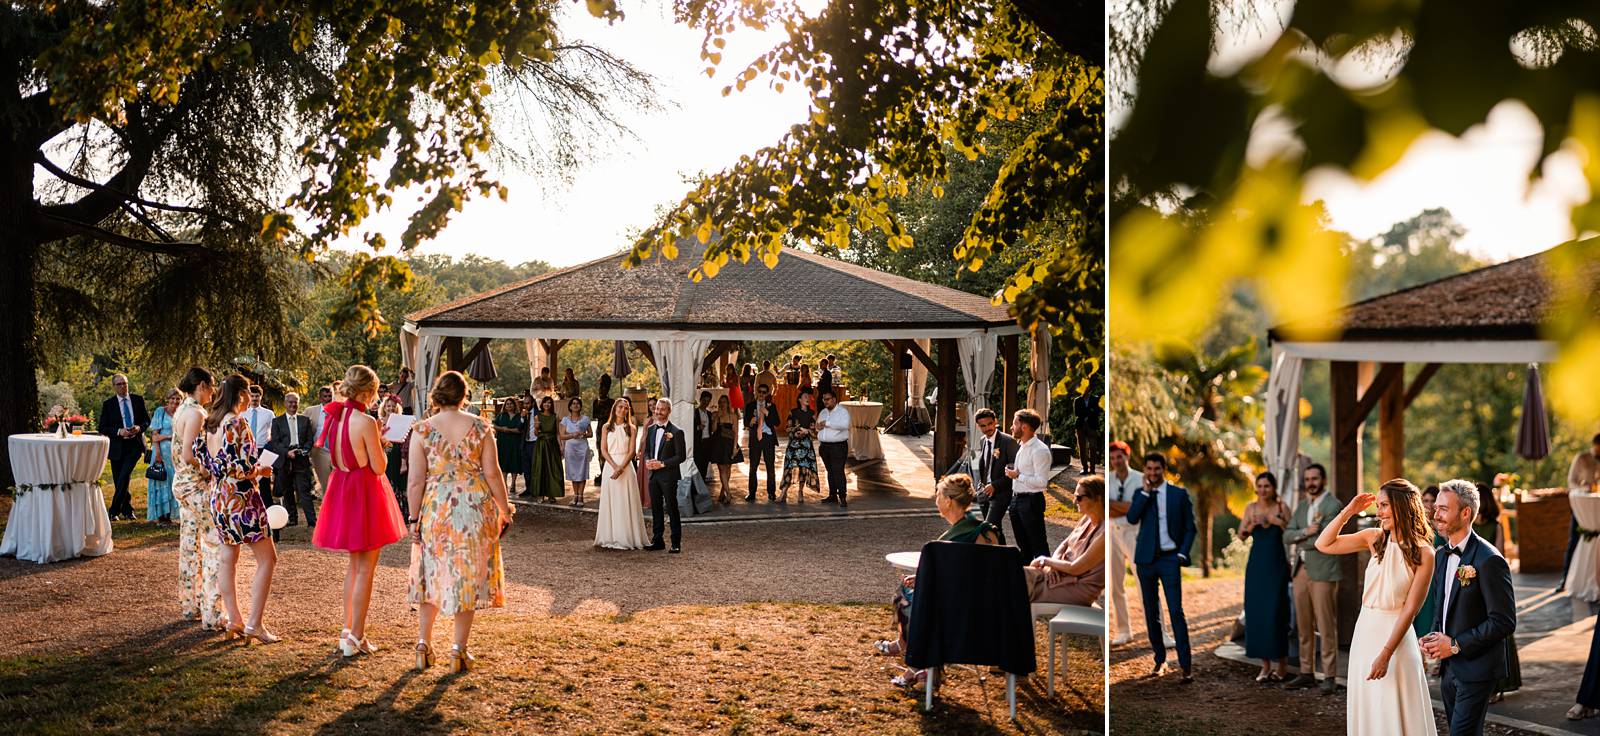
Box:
[526,395,565,502]
[492,399,524,494]
[1413,485,1445,638]
[873,473,998,688]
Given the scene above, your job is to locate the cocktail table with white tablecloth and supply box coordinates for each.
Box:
[2,433,114,564]
[840,401,884,461]
[1570,492,1600,603]
[886,550,921,573]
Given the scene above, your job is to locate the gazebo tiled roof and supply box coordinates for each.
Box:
[1270,238,1600,342]
[407,242,1014,331]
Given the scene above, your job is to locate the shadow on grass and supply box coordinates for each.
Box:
[912,666,1102,734]
[312,669,462,735]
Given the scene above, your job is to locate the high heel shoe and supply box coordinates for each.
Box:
[242,625,280,646]
[338,629,361,658]
[415,641,434,671]
[448,645,474,673]
[222,620,246,641]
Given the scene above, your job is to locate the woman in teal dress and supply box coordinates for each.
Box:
[1414,485,1445,637]
[874,474,998,688]
[492,399,524,493]
[1240,471,1290,682]
[526,396,564,501]
[146,390,181,524]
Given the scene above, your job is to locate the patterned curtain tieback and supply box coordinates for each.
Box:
[1579,526,1600,541]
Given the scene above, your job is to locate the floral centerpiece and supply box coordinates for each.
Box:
[43,406,91,436]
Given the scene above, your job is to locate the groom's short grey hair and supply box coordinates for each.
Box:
[1438,479,1479,522]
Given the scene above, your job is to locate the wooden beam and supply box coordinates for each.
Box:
[1378,363,1405,483]
[889,340,908,425]
[934,338,959,477]
[1000,334,1021,421]
[1329,360,1362,647]
[444,336,464,372]
[460,337,492,368]
[1402,363,1442,410]
[1338,362,1404,445]
[904,339,939,374]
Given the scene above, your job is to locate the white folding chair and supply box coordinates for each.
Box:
[1046,606,1105,697]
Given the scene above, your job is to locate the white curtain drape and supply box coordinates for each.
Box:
[648,336,712,475]
[958,334,999,459]
[525,339,549,391]
[415,333,444,415]
[400,328,420,378]
[1263,343,1306,511]
[910,338,931,422]
[1028,327,1053,437]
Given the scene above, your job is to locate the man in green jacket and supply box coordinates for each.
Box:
[1284,463,1343,695]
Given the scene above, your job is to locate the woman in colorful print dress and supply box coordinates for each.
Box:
[198,374,279,644]
[780,389,819,503]
[313,364,408,658]
[406,371,514,672]
[173,367,224,628]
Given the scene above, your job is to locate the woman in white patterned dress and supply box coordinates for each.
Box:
[173,367,224,628]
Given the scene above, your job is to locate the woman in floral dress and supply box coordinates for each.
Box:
[198,374,279,644]
[780,389,819,503]
[146,389,180,524]
[407,371,514,673]
[173,367,223,629]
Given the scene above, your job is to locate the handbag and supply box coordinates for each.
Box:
[677,472,714,515]
[145,457,169,482]
[731,445,745,464]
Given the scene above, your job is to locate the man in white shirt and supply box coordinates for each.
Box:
[242,385,275,512]
[815,389,852,506]
[1004,408,1053,562]
[693,391,715,483]
[1108,441,1168,647]
[304,385,334,497]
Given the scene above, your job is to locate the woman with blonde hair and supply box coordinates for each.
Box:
[313,364,408,657]
[407,371,514,672]
[197,374,279,643]
[594,398,649,549]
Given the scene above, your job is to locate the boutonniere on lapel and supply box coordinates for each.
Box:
[991,447,1001,459]
[1456,564,1477,588]
[663,431,674,441]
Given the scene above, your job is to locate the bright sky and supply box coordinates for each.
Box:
[1205,0,1592,262]
[352,2,814,267]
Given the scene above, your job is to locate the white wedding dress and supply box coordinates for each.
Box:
[594,427,649,550]
[1348,541,1437,736]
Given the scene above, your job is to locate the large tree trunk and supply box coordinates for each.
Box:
[0,151,40,491]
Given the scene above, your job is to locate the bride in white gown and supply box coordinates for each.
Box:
[594,399,649,550]
[1313,479,1438,736]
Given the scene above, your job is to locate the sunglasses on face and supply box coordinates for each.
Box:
[1074,493,1089,501]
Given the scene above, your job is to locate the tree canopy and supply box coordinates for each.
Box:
[1110,0,1600,421]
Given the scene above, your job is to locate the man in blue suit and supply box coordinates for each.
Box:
[1127,451,1197,682]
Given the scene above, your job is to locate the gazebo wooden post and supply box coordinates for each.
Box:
[934,338,958,477]
[1329,360,1362,646]
[889,340,907,426]
[1000,334,1020,421]
[1378,363,1406,483]
[444,337,464,372]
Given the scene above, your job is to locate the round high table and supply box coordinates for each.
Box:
[1,433,114,564]
[1571,492,1600,603]
[886,551,921,573]
[840,401,885,460]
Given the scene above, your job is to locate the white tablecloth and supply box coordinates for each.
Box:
[2,433,114,564]
[1570,493,1600,603]
[886,551,921,573]
[841,401,885,461]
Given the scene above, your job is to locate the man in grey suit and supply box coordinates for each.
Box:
[972,408,1016,544]
[266,392,318,537]
[1284,463,1343,694]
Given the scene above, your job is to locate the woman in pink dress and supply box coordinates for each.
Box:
[313,364,407,657]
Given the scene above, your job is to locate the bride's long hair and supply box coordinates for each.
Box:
[603,397,633,438]
[1376,478,1432,570]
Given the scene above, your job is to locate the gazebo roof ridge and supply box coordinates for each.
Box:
[405,248,636,324]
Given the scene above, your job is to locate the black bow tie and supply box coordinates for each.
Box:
[1446,546,1463,557]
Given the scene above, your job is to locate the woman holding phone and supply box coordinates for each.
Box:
[406,371,514,672]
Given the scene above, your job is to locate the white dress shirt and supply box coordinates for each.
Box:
[697,408,713,440]
[1149,481,1178,552]
[285,412,301,447]
[243,406,273,445]
[816,405,850,444]
[1013,435,1051,495]
[1108,468,1144,531]
[1441,536,1467,625]
[118,395,136,430]
[651,421,669,458]
[305,405,326,446]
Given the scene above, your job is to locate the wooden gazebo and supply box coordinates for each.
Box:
[401,241,1040,476]
[1263,238,1600,641]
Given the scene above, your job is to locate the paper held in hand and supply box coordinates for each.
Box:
[255,449,278,468]
[383,413,415,443]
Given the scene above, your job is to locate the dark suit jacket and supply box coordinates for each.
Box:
[1127,483,1197,566]
[1431,531,1516,683]
[745,399,778,444]
[267,414,315,472]
[816,370,834,399]
[100,394,150,462]
[976,431,1019,528]
[643,422,686,483]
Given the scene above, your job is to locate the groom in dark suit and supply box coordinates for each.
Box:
[972,408,1017,543]
[642,399,686,553]
[99,374,150,520]
[1423,479,1516,736]
[1127,451,1197,682]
